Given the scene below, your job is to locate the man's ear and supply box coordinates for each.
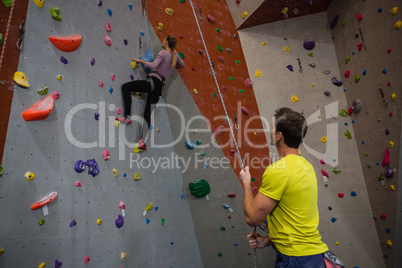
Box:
[276,131,283,142]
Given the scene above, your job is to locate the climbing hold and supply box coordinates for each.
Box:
[50,7,62,21]
[98,81,104,87]
[157,23,163,31]
[351,191,357,196]
[303,39,315,50]
[74,181,82,187]
[345,57,350,64]
[207,14,215,23]
[165,8,174,15]
[131,61,138,69]
[198,49,204,55]
[244,78,252,87]
[338,193,344,198]
[38,219,45,225]
[196,140,202,146]
[228,193,236,198]
[291,95,299,103]
[355,33,359,39]
[60,56,68,64]
[112,168,119,178]
[321,136,327,143]
[331,217,337,223]
[344,130,352,139]
[287,65,293,72]
[356,13,362,21]
[193,88,198,95]
[33,0,44,8]
[218,56,224,62]
[22,91,59,121]
[128,3,132,10]
[386,240,393,247]
[200,152,206,157]
[390,185,395,191]
[393,21,400,29]
[242,12,248,18]
[321,169,329,178]
[383,68,387,74]
[391,7,398,16]
[109,87,113,94]
[357,42,363,51]
[123,39,128,45]
[283,46,290,51]
[70,220,77,227]
[362,70,367,76]
[307,52,314,57]
[133,173,141,180]
[49,35,82,53]
[120,252,127,261]
[56,74,63,81]
[240,106,249,115]
[111,74,115,82]
[105,22,112,32]
[98,0,102,6]
[235,60,240,64]
[320,159,325,165]
[14,71,29,88]
[380,214,387,219]
[94,112,99,121]
[324,90,331,96]
[189,179,210,198]
[107,8,112,16]
[330,14,339,29]
[186,140,194,149]
[382,148,390,166]
[354,74,361,83]
[38,262,45,268]
[348,108,353,116]
[55,260,62,268]
[115,215,124,228]
[104,35,112,46]
[97,219,102,225]
[385,167,394,178]
[339,109,348,117]
[114,120,120,129]
[344,70,350,78]
[389,112,393,116]
[385,128,390,135]
[352,100,362,113]
[217,45,223,52]
[261,41,267,45]
[84,256,90,264]
[216,28,221,33]
[388,48,392,54]
[342,19,346,26]
[389,141,394,148]
[378,7,383,13]
[31,192,58,210]
[218,253,223,257]
[332,168,341,175]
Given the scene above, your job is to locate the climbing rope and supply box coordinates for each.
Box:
[0,0,16,70]
[188,1,257,266]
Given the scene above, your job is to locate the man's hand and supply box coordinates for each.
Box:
[239,166,252,186]
[132,58,144,64]
[247,233,270,249]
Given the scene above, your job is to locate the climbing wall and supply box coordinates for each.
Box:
[327,1,402,267]
[238,11,385,267]
[0,0,204,267]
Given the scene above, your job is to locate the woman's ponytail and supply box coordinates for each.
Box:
[166,35,178,68]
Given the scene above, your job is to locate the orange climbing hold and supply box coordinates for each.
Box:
[22,91,60,121]
[31,192,58,210]
[48,35,82,52]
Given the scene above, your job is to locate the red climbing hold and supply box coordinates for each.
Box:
[382,148,390,166]
[320,159,325,165]
[207,14,215,23]
[357,42,363,51]
[389,112,393,116]
[344,70,350,78]
[105,22,112,32]
[228,193,236,198]
[387,48,392,54]
[387,82,391,87]
[356,13,363,21]
[321,169,329,178]
[348,108,353,116]
[338,193,344,198]
[380,214,386,219]
[48,35,82,53]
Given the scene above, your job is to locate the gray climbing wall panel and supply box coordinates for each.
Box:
[238,12,385,267]
[0,1,203,267]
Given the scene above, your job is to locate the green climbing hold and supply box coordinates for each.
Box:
[239,89,244,93]
[178,52,185,59]
[217,45,223,52]
[342,19,346,26]
[221,226,226,231]
[366,110,369,115]
[179,0,185,2]
[37,85,49,96]
[344,130,352,139]
[307,52,314,57]
[378,173,384,180]
[235,60,240,64]
[38,219,45,225]
[50,7,62,21]
[373,215,377,219]
[365,152,368,156]
[339,109,348,117]
[229,77,233,80]
[345,57,350,64]
[200,152,205,156]
[196,140,201,145]
[0,165,3,177]
[354,74,361,83]
[251,177,255,182]
[318,115,322,119]
[218,253,223,257]
[161,218,165,225]
[189,179,211,198]
[213,93,217,98]
[332,168,341,175]
[0,33,3,46]
[216,28,220,33]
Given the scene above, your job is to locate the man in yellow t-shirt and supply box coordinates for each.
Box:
[240,107,328,268]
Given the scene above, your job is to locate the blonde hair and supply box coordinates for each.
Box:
[166,35,177,68]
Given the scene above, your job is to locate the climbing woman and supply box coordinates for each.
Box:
[119,35,185,149]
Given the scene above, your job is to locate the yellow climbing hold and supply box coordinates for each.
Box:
[390,185,395,191]
[386,240,393,247]
[193,88,198,94]
[321,136,327,143]
[283,46,290,51]
[97,218,102,225]
[391,93,396,100]
[0,248,4,256]
[121,252,127,260]
[254,132,257,135]
[389,141,394,148]
[291,95,299,102]
[242,12,248,18]
[33,0,44,8]
[335,242,339,245]
[38,262,45,268]
[281,7,288,14]
[145,202,154,213]
[254,70,261,77]
[261,41,267,46]
[312,84,315,87]
[131,61,137,69]
[115,120,120,128]
[112,168,119,178]
[395,21,401,29]
[156,129,160,132]
[25,172,35,181]
[391,7,398,16]
[133,173,141,180]
[157,23,163,31]
[14,71,30,87]
[57,75,63,80]
[165,8,174,16]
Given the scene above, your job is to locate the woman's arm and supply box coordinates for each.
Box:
[133,50,165,70]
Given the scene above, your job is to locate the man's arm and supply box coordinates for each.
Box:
[240,166,277,226]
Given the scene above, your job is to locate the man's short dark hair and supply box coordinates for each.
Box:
[274,107,307,149]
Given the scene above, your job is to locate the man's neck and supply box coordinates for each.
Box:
[277,144,300,158]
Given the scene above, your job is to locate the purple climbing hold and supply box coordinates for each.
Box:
[98,0,102,6]
[385,128,390,135]
[85,159,99,177]
[303,39,315,50]
[94,112,99,120]
[115,215,124,228]
[287,65,294,72]
[123,39,128,46]
[90,58,95,66]
[330,14,340,29]
[328,206,332,210]
[74,160,86,173]
[60,56,68,64]
[55,260,62,268]
[355,33,359,38]
[385,167,394,178]
[331,77,343,86]
[306,0,312,7]
[130,74,134,81]
[70,220,77,227]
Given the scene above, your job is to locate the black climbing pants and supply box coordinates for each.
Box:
[122,76,163,131]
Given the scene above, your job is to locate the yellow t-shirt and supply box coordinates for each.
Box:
[259,154,328,256]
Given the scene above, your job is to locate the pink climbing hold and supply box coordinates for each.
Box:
[356,13,362,21]
[244,78,252,87]
[98,81,104,87]
[228,193,236,198]
[75,181,82,187]
[111,74,115,81]
[116,107,121,115]
[321,169,329,178]
[84,256,90,264]
[240,106,249,115]
[179,34,183,38]
[105,22,112,32]
[104,35,112,46]
[103,149,111,160]
[214,125,224,135]
[119,201,125,209]
[357,42,363,51]
[387,48,392,54]
[236,0,241,3]
[230,149,235,156]
[382,148,390,166]
[252,187,259,195]
[198,49,204,54]
[348,107,353,116]
[218,56,224,62]
[320,159,325,165]
[344,70,350,78]
[207,14,215,23]
[222,85,227,90]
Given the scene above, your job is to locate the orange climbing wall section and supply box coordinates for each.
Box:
[146,0,270,187]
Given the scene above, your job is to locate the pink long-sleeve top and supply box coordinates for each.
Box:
[144,50,185,82]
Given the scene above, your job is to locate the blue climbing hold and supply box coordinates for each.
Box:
[363,70,367,76]
[140,32,145,36]
[180,194,184,199]
[352,51,355,55]
[154,206,158,211]
[352,119,355,123]
[146,218,150,224]
[150,124,153,130]
[332,35,335,39]
[128,3,133,10]
[343,88,346,92]
[378,7,382,13]
[170,242,174,245]
[123,173,127,177]
[383,68,387,74]
[376,162,380,166]
[362,141,365,144]
[344,122,348,126]
[351,191,357,196]
[108,87,113,94]
[385,228,391,233]
[204,162,209,168]
[130,74,134,80]
[232,225,235,229]
[186,140,194,149]
[235,243,238,246]
[331,217,337,222]
[107,8,112,16]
